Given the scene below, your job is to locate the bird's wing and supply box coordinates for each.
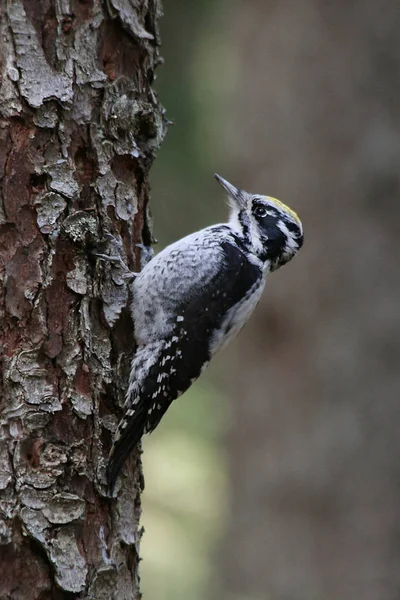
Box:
[145,239,262,424]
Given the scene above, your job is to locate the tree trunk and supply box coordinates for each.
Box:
[221,2,400,600]
[0,1,165,598]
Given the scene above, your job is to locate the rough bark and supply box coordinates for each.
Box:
[0,0,165,598]
[221,2,400,600]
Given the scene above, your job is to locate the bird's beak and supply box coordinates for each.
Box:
[214,173,246,209]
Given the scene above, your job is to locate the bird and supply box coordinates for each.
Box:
[106,174,303,492]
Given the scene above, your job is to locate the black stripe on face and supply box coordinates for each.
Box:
[238,210,250,240]
[285,220,301,236]
[282,218,303,251]
[259,233,286,263]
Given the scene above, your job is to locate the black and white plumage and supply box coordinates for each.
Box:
[106,175,303,491]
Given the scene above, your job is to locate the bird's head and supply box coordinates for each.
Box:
[215,174,303,271]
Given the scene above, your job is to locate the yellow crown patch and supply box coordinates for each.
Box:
[267,197,301,226]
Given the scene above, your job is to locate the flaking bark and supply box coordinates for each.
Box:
[0,0,166,598]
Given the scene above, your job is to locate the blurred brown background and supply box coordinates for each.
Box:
[141,2,400,600]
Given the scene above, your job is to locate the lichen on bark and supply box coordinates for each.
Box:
[0,0,166,597]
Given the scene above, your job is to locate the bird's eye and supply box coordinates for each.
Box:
[254,206,268,218]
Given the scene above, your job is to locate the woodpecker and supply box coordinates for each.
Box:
[107,174,303,491]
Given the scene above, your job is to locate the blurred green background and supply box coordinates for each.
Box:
[142,2,400,600]
[142,3,230,600]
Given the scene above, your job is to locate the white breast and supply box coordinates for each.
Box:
[210,277,266,356]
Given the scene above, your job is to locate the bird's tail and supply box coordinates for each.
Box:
[106,402,147,495]
[106,340,175,494]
